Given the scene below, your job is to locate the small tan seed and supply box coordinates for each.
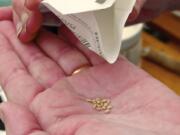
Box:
[102,106,107,110]
[104,109,111,114]
[93,100,98,104]
[96,98,101,101]
[100,102,104,107]
[102,99,107,103]
[107,105,112,110]
[103,102,109,107]
[86,97,112,113]
[86,99,92,102]
[96,104,102,108]
[96,100,101,104]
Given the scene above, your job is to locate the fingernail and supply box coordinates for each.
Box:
[21,12,29,31]
[16,21,23,36]
[17,12,29,36]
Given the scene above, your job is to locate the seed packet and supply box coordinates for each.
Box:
[41,0,135,63]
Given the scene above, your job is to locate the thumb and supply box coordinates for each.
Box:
[0,102,49,135]
[25,0,42,10]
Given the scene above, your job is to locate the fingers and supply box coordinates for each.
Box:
[17,10,43,42]
[0,6,12,20]
[25,0,42,10]
[128,9,139,22]
[58,26,106,65]
[0,102,49,135]
[0,32,43,105]
[13,0,43,42]
[37,30,91,75]
[0,21,65,88]
[127,0,147,22]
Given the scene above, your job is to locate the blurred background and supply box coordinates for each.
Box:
[121,11,180,95]
[0,0,180,134]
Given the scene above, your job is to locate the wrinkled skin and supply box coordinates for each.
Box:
[0,10,180,135]
[11,0,180,42]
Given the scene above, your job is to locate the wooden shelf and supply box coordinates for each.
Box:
[141,11,180,95]
[141,58,180,95]
[150,12,180,42]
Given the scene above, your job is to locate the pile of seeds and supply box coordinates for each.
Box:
[86,98,112,113]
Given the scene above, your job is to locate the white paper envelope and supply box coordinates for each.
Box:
[42,0,116,14]
[41,0,136,63]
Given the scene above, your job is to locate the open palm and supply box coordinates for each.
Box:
[0,21,180,135]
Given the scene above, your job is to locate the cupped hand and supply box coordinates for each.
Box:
[0,20,180,135]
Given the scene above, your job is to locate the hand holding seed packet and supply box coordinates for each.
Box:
[13,0,136,63]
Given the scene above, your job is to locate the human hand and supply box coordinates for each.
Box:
[12,0,42,42]
[0,20,180,135]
